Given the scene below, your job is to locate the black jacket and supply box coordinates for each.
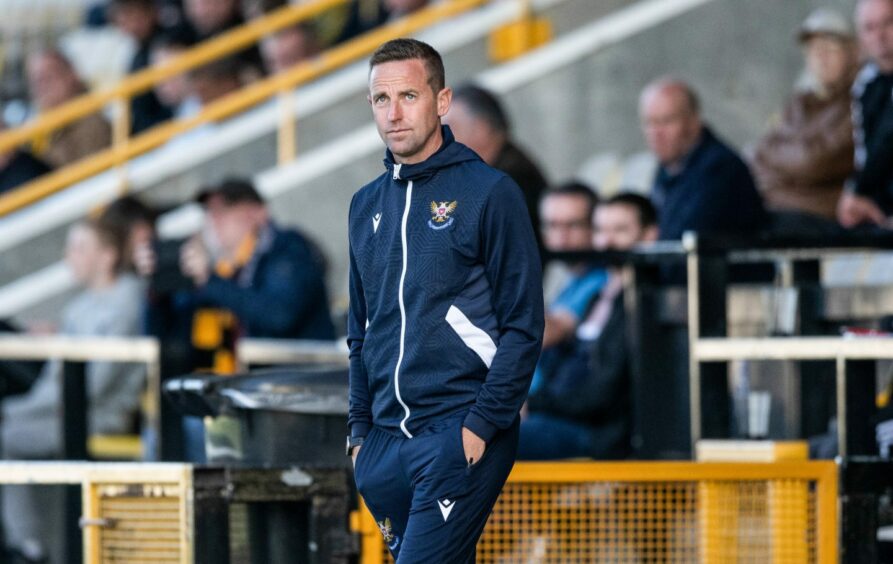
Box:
[652,126,767,241]
[527,294,630,459]
[849,63,893,213]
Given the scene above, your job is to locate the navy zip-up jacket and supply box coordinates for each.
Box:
[347,126,544,443]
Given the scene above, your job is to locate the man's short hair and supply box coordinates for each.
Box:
[369,38,445,93]
[602,192,658,229]
[451,84,510,133]
[542,181,599,219]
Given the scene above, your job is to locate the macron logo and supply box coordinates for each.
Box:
[372,212,382,233]
[437,499,455,522]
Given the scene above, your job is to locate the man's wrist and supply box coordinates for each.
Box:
[346,435,365,457]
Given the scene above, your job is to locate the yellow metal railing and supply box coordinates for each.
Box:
[357,461,839,564]
[0,0,493,217]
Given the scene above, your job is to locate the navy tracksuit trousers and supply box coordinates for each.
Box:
[354,412,519,563]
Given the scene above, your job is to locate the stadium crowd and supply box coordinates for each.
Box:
[1,0,893,561]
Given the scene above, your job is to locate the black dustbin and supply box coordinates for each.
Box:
[163,365,351,564]
[163,365,349,466]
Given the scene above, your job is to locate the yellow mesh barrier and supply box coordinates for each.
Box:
[358,462,837,564]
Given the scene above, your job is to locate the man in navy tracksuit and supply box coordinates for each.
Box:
[347,39,544,562]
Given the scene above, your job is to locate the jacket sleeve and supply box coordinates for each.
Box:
[197,242,327,337]
[347,196,372,439]
[463,176,545,443]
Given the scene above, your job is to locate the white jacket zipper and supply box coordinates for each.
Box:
[393,165,413,438]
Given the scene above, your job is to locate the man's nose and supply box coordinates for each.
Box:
[388,101,402,121]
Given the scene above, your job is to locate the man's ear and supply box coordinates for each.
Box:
[437,87,452,118]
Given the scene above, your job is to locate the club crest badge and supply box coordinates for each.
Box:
[377,517,399,549]
[429,201,457,230]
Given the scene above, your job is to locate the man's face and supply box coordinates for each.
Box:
[639,88,701,166]
[261,29,317,74]
[539,194,594,252]
[369,58,450,165]
[186,0,237,34]
[110,3,157,42]
[594,204,650,252]
[27,54,81,110]
[857,0,893,72]
[204,196,264,254]
[65,224,111,285]
[804,35,855,89]
[443,100,494,164]
[152,47,190,106]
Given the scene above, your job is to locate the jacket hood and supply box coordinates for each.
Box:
[383,125,480,181]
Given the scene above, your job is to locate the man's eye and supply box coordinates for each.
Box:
[405,93,416,101]
[375,96,387,104]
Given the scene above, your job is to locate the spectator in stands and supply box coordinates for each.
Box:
[751,8,858,228]
[150,30,201,119]
[0,122,51,196]
[2,219,144,562]
[26,49,112,168]
[139,179,334,461]
[96,195,158,273]
[260,23,320,74]
[183,0,243,38]
[189,57,244,109]
[537,182,605,349]
[639,78,766,241]
[444,84,549,258]
[179,178,335,341]
[179,0,263,78]
[837,0,893,227]
[107,0,174,133]
[518,193,658,460]
[335,0,389,43]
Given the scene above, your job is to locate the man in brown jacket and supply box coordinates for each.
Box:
[751,9,858,223]
[26,49,112,169]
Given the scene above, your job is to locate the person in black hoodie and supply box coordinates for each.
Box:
[519,193,658,461]
[348,39,543,562]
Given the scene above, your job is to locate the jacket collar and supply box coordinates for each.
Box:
[383,125,479,182]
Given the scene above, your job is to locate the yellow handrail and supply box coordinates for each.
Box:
[0,0,491,217]
[0,0,351,155]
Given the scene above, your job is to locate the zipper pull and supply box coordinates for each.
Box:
[393,164,402,180]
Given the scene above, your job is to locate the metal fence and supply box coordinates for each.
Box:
[358,461,838,564]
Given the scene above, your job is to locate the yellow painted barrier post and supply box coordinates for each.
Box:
[488,0,552,63]
[770,479,809,562]
[698,481,740,563]
[277,89,297,165]
[112,96,132,195]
